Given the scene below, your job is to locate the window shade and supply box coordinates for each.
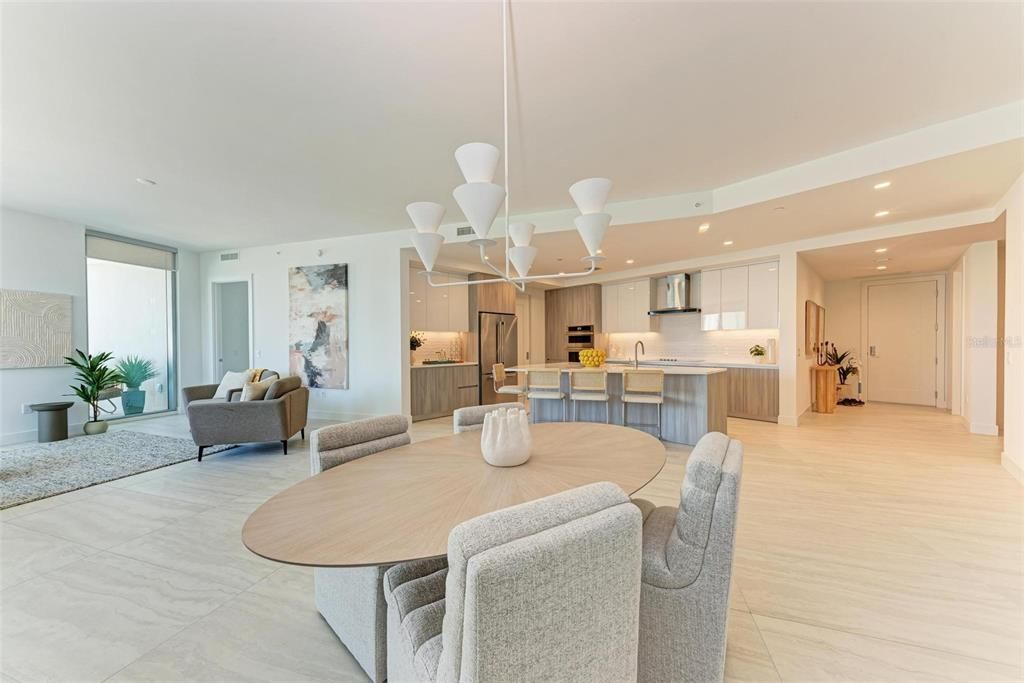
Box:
[86,233,176,271]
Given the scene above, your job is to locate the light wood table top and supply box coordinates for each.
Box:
[242,422,666,567]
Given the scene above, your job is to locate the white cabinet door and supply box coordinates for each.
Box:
[634,279,652,331]
[602,283,619,333]
[747,261,779,329]
[410,267,427,331]
[448,273,469,331]
[618,281,636,332]
[426,272,450,331]
[700,270,722,331]
[720,266,748,330]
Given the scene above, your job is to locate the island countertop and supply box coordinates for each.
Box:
[507,362,727,376]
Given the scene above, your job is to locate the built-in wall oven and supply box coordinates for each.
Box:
[565,325,595,362]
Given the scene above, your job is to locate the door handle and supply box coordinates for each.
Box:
[869,346,876,357]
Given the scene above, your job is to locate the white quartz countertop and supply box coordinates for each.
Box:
[507,362,726,376]
[605,359,779,370]
[411,361,478,368]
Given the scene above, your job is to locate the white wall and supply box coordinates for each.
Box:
[0,209,89,442]
[960,241,1000,436]
[175,249,204,394]
[200,231,408,421]
[794,254,825,419]
[994,175,1023,480]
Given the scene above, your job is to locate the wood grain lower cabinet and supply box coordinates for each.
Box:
[727,367,779,422]
[411,365,480,421]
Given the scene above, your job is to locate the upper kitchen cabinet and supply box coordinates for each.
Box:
[700,269,722,331]
[746,261,779,329]
[720,266,748,330]
[470,273,516,315]
[409,266,469,332]
[700,261,778,331]
[602,279,654,333]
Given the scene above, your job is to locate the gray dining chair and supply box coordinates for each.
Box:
[310,415,437,683]
[383,482,642,683]
[631,431,744,683]
[452,404,524,433]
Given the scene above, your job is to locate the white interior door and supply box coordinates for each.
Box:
[866,280,937,405]
[214,281,250,376]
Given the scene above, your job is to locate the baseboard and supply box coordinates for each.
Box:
[1002,451,1024,484]
[969,422,1000,436]
[777,414,799,427]
[308,409,381,423]
[2,422,86,446]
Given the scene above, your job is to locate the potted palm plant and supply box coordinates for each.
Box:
[115,355,158,416]
[64,349,124,434]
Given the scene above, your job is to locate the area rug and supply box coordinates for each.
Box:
[0,431,230,509]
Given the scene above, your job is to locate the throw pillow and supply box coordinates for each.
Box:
[213,370,251,399]
[240,377,275,401]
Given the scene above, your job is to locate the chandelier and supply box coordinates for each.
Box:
[406,0,611,291]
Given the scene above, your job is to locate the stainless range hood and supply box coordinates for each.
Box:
[648,273,700,315]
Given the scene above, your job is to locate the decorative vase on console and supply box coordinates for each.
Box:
[480,407,532,467]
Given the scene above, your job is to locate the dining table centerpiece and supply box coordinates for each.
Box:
[480,406,532,467]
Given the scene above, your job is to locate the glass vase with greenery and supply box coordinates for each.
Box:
[116,355,158,415]
[64,349,124,428]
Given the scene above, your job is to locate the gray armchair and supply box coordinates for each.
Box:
[452,404,512,433]
[383,482,643,683]
[182,374,308,460]
[310,415,421,683]
[631,432,744,683]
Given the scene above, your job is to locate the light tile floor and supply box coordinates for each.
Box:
[1,405,1020,682]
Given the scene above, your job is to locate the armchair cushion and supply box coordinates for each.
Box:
[265,375,301,400]
[213,370,251,399]
[241,377,276,401]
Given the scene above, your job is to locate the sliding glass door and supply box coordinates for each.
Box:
[85,232,177,419]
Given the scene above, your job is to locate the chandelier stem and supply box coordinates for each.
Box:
[502,0,510,281]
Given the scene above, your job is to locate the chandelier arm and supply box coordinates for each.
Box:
[478,243,507,277]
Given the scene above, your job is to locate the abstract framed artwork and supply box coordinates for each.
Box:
[0,289,73,369]
[288,264,349,389]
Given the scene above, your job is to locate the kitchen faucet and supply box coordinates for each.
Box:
[634,340,645,369]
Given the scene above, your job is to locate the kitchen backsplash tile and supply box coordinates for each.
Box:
[605,313,777,363]
[412,331,467,364]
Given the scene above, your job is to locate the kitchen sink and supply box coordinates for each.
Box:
[420,359,463,365]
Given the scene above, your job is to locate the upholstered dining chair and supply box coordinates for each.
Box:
[453,404,512,433]
[383,482,642,683]
[630,431,744,683]
[309,415,438,683]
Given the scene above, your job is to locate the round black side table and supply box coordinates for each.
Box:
[29,402,75,443]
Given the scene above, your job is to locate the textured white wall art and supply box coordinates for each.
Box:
[289,264,349,389]
[0,289,74,369]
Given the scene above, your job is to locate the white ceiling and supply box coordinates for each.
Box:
[799,220,1006,282]
[458,140,1022,276]
[2,1,1022,250]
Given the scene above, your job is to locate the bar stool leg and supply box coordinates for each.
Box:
[605,401,610,424]
[657,404,662,439]
[562,398,567,422]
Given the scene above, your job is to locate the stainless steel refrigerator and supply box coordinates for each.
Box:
[478,312,519,405]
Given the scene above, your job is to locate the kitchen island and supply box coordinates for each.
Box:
[507,362,728,445]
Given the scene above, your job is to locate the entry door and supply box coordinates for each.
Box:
[866,281,937,405]
[214,281,251,376]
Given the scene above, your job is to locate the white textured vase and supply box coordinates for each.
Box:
[480,407,532,467]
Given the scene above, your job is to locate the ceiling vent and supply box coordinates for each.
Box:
[456,226,474,237]
[219,252,239,262]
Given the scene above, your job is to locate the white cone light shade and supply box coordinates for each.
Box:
[453,182,506,239]
[508,222,535,247]
[508,245,538,278]
[411,232,445,272]
[406,202,446,233]
[569,177,612,215]
[455,143,500,183]
[574,213,611,257]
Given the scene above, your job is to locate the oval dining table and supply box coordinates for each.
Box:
[242,422,666,567]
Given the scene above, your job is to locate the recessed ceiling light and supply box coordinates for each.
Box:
[876,265,887,270]
[596,249,603,254]
[409,291,415,295]
[558,271,566,276]
[484,255,490,260]
[723,240,734,246]
[875,210,890,218]
[625,259,635,265]
[874,247,888,253]
[874,181,891,190]
[698,223,710,233]
[135,177,157,186]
